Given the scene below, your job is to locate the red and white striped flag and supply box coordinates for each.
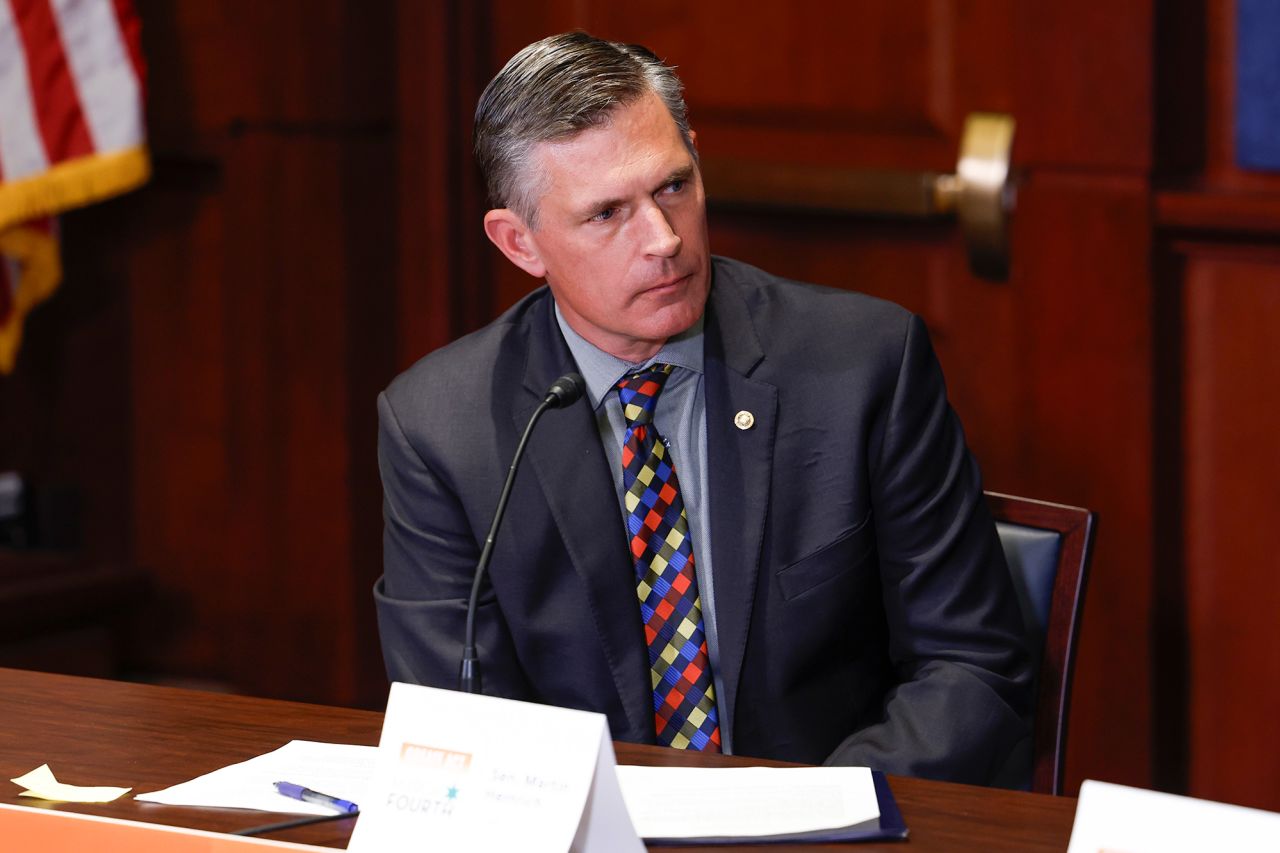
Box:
[0,0,148,373]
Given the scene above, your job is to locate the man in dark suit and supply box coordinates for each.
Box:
[375,31,1032,785]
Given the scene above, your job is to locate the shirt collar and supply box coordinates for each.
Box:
[554,302,705,411]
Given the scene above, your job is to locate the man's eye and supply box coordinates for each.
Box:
[590,207,616,222]
[665,180,686,194]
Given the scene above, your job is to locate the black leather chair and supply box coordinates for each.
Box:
[987,491,1096,795]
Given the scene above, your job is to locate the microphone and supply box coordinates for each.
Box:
[543,373,585,408]
[459,373,585,693]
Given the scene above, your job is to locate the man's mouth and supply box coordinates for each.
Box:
[643,273,691,293]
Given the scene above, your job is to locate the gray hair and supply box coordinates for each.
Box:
[474,31,695,227]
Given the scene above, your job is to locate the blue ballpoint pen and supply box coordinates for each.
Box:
[273,781,360,814]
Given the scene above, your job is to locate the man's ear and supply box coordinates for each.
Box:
[483,209,546,279]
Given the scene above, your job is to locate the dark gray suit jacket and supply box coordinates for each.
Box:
[375,256,1032,784]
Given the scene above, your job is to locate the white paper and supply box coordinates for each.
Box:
[1067,779,1280,853]
[615,765,878,839]
[348,681,643,853]
[135,740,375,814]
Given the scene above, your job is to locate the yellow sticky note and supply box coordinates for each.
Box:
[10,764,131,803]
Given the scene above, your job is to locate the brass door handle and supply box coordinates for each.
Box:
[934,113,1016,280]
[701,112,1017,280]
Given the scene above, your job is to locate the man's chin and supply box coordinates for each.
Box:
[643,300,706,342]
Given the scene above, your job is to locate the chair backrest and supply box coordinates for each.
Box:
[987,491,1096,796]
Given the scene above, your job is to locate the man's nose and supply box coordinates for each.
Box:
[639,203,682,257]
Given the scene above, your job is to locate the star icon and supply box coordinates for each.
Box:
[446,786,459,800]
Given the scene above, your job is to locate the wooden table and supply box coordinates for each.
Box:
[0,668,1077,850]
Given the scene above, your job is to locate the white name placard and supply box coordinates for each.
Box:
[347,682,643,853]
[1067,779,1280,852]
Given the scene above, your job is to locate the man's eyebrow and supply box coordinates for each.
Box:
[661,165,695,188]
[577,193,626,219]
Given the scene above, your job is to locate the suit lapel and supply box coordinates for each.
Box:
[703,271,777,735]
[516,300,652,740]
[510,276,778,744]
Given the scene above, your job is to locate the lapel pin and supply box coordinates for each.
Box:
[734,410,755,430]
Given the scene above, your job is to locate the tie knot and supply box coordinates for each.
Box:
[616,363,675,427]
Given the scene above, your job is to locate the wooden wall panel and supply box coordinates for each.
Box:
[395,2,495,359]
[0,203,134,561]
[1013,3,1152,171]
[1151,0,1280,806]
[1013,174,1155,791]
[1181,248,1280,810]
[127,137,361,701]
[118,0,398,704]
[141,1,392,134]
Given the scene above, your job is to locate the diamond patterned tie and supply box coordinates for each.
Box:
[617,363,721,752]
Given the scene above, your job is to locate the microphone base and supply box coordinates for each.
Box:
[459,658,481,694]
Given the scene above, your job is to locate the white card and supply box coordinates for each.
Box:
[1067,779,1280,852]
[347,682,643,853]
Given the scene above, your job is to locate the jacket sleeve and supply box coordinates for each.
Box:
[373,389,534,699]
[822,315,1034,787]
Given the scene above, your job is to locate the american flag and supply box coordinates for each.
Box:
[0,0,148,373]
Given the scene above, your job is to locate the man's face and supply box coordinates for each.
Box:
[491,92,711,363]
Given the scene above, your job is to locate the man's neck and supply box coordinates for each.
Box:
[553,302,705,410]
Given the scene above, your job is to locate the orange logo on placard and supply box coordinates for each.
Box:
[399,743,472,771]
